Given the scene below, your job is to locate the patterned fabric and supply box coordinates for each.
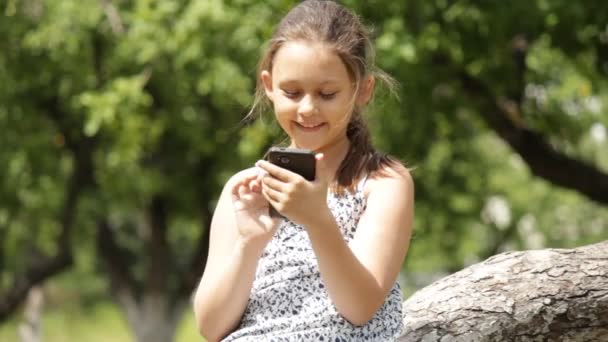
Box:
[222,180,404,341]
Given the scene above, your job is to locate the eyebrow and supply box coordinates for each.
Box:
[278,79,339,86]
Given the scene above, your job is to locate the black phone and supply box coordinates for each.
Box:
[266,147,316,217]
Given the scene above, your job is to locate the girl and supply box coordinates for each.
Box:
[193,1,414,341]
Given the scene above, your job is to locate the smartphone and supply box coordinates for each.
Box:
[266,147,316,217]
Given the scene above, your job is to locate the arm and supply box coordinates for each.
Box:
[193,169,276,341]
[256,159,414,326]
[305,168,414,326]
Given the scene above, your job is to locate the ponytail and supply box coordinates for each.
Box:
[333,109,401,196]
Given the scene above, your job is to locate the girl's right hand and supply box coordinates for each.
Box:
[231,169,279,247]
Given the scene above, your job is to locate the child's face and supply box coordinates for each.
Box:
[261,41,358,152]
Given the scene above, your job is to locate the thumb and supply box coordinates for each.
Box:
[314,153,329,183]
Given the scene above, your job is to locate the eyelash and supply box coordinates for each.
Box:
[283,91,337,100]
[320,92,337,100]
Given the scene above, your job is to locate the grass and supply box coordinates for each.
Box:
[0,301,204,342]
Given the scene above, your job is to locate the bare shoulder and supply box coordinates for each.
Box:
[225,167,259,187]
[206,166,260,267]
[350,161,414,296]
[364,162,414,198]
[213,166,259,225]
[217,167,260,199]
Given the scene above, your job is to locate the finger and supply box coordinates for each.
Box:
[261,174,288,193]
[236,169,261,185]
[231,184,247,210]
[242,174,260,191]
[261,185,285,205]
[256,166,268,179]
[243,171,259,181]
[261,189,279,215]
[240,187,258,201]
[249,179,262,193]
[238,184,248,197]
[231,170,258,196]
[231,180,244,201]
[254,170,267,193]
[314,152,330,183]
[255,160,295,182]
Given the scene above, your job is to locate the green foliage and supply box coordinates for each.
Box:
[355,0,608,272]
[1,0,607,339]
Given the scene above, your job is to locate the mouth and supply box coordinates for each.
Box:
[294,121,326,132]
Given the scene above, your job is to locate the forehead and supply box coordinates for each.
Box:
[271,41,351,85]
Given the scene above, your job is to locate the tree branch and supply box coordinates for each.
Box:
[0,97,95,321]
[145,195,171,295]
[0,212,16,274]
[0,250,71,321]
[175,96,248,296]
[178,199,212,299]
[459,71,608,205]
[99,0,125,35]
[177,154,217,299]
[398,240,608,341]
[0,148,86,320]
[96,218,139,302]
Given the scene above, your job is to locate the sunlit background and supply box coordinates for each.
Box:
[1,0,607,341]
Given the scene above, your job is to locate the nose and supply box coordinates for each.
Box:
[297,94,316,117]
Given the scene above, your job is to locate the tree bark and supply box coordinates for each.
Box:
[117,291,187,342]
[97,218,187,342]
[398,240,608,341]
[18,286,44,342]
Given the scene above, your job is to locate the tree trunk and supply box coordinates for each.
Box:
[96,199,198,342]
[398,240,608,341]
[114,290,187,342]
[18,286,44,342]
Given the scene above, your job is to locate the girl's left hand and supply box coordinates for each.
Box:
[256,153,331,227]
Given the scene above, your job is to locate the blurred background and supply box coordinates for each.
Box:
[1,0,607,341]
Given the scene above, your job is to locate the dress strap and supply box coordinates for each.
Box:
[356,172,369,193]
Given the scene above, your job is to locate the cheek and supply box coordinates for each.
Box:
[272,102,294,128]
[331,92,354,108]
[325,98,353,120]
[273,100,299,125]
[273,97,295,112]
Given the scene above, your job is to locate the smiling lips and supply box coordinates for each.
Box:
[295,121,326,131]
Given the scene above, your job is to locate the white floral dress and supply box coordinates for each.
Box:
[222,180,404,341]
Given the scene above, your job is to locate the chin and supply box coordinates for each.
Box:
[292,142,322,151]
[292,136,345,152]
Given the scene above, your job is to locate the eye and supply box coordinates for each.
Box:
[319,91,337,100]
[282,90,301,99]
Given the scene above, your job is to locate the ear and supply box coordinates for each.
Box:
[261,70,274,102]
[356,75,375,106]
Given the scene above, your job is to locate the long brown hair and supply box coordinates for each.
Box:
[248,0,402,195]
